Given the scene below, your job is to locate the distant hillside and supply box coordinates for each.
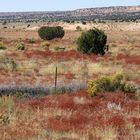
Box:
[0,5,140,22]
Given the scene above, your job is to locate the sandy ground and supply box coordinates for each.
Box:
[1,21,140,31]
[26,22,140,31]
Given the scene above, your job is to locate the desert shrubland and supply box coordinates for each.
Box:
[0,21,140,140]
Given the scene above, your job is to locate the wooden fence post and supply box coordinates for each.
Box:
[54,66,58,93]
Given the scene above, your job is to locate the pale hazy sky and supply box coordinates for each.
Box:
[0,0,140,12]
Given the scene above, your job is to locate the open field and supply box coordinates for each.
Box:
[0,22,140,85]
[0,21,140,140]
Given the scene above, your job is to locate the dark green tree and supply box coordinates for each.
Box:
[38,26,65,40]
[77,28,107,55]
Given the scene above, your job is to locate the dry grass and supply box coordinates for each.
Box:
[0,91,140,139]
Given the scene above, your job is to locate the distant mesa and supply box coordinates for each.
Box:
[0,5,140,21]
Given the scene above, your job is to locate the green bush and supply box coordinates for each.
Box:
[77,28,107,55]
[15,43,25,50]
[41,41,50,50]
[0,42,6,50]
[38,26,65,40]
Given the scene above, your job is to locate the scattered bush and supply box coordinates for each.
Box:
[15,43,25,50]
[88,72,124,97]
[88,72,138,97]
[41,41,50,50]
[0,114,10,124]
[38,26,65,40]
[82,21,86,25]
[28,38,36,43]
[14,92,27,99]
[2,20,7,25]
[27,24,30,28]
[54,46,60,51]
[0,96,14,112]
[77,28,108,55]
[76,26,82,31]
[54,46,65,51]
[111,44,117,48]
[0,42,6,50]
[0,57,17,71]
[122,82,137,94]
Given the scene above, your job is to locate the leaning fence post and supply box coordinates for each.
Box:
[54,66,58,93]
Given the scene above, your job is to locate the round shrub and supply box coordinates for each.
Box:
[77,28,107,55]
[38,26,65,40]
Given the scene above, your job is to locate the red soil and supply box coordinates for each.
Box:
[24,50,99,61]
[117,54,140,65]
[26,91,140,134]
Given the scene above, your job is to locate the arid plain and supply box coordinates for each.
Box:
[0,21,140,140]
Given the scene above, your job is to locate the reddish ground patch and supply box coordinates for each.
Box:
[26,91,140,134]
[117,54,140,65]
[24,50,99,61]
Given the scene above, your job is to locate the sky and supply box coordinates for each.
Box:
[0,0,140,12]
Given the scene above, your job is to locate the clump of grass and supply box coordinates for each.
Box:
[0,96,14,114]
[122,82,137,94]
[28,38,36,43]
[0,57,17,71]
[0,42,6,50]
[76,26,82,31]
[41,41,50,50]
[0,113,10,125]
[95,126,118,140]
[135,90,140,101]
[15,42,26,50]
[14,92,27,99]
[54,46,65,51]
[111,44,117,48]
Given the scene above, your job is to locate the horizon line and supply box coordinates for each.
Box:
[0,4,140,13]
